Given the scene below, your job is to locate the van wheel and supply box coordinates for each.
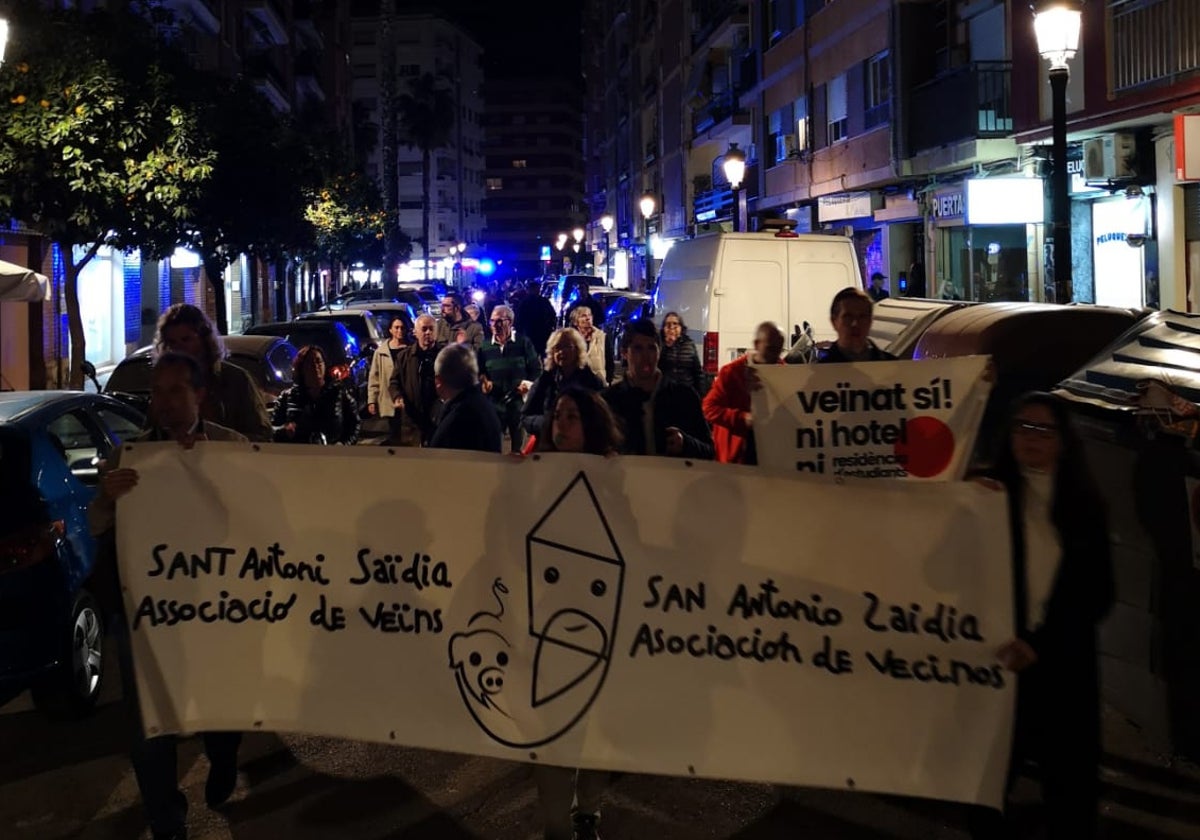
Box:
[31,591,104,719]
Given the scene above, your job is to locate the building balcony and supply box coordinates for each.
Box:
[909,61,1011,154]
[163,0,219,34]
[245,52,291,112]
[693,161,758,224]
[692,89,749,138]
[293,0,324,50]
[692,0,750,51]
[294,50,324,102]
[244,0,289,47]
[1111,0,1200,93]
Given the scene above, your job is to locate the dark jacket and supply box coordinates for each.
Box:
[436,316,484,350]
[521,366,605,437]
[816,342,896,363]
[516,294,557,358]
[603,377,714,459]
[387,343,443,445]
[429,387,503,453]
[659,334,706,395]
[272,382,360,445]
[205,359,273,441]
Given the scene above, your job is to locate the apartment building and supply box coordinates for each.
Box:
[349,10,486,278]
[482,78,585,272]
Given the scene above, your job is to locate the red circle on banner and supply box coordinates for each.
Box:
[894,416,956,478]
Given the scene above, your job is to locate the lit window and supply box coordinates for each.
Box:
[512,159,528,168]
[486,178,503,191]
[828,73,848,143]
[865,52,891,129]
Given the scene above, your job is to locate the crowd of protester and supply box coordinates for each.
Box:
[88,284,1112,840]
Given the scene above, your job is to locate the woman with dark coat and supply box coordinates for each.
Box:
[272,345,360,445]
[658,311,705,395]
[520,327,604,440]
[971,391,1114,839]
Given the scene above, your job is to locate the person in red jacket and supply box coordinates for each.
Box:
[702,322,785,464]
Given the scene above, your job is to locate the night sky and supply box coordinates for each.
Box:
[395,0,583,79]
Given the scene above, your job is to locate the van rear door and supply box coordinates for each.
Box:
[714,239,786,366]
[786,238,861,344]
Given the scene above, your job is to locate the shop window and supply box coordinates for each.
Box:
[865,52,891,129]
[827,73,848,143]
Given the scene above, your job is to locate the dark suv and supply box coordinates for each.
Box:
[245,320,368,407]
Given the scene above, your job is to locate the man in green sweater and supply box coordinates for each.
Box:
[477,304,541,453]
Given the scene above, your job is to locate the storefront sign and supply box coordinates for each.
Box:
[1092,197,1146,309]
[930,188,964,220]
[1176,114,1200,182]
[116,443,1015,808]
[818,192,879,222]
[965,178,1044,225]
[750,357,992,480]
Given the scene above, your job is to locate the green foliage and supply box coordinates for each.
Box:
[305,171,408,269]
[0,3,214,259]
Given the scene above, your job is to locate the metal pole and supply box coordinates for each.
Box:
[644,217,654,290]
[731,185,741,232]
[1050,66,1072,303]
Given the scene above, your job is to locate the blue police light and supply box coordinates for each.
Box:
[477,258,497,276]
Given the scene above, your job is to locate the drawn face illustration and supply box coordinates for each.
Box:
[449,628,512,709]
[527,543,622,658]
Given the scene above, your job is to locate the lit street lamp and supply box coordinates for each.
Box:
[1034,0,1082,304]
[600,214,614,283]
[723,142,747,232]
[639,193,657,290]
[0,18,8,67]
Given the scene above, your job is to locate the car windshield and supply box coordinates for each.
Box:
[105,356,154,395]
[321,314,375,346]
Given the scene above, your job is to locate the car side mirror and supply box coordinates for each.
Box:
[81,360,100,391]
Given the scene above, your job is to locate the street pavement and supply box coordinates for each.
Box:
[3,638,1200,839]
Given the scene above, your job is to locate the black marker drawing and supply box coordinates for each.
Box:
[449,579,512,715]
[448,472,625,749]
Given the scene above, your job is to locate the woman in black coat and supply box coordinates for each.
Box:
[971,391,1114,839]
[658,311,706,395]
[272,345,360,445]
[521,327,604,440]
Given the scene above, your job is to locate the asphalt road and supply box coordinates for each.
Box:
[3,635,1200,840]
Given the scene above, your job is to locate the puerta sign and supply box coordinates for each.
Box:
[116,443,1015,808]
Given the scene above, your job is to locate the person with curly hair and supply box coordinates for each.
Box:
[154,303,272,441]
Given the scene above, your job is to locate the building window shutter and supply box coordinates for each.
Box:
[813,83,827,149]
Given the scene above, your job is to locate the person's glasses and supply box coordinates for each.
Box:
[1012,420,1059,439]
[490,318,510,326]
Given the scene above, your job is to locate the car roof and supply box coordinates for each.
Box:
[0,390,136,424]
[223,334,291,353]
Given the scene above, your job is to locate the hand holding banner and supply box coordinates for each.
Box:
[750,357,993,479]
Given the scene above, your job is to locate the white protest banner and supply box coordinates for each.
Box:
[116,442,1014,807]
[751,357,992,480]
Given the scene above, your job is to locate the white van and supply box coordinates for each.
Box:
[654,229,863,377]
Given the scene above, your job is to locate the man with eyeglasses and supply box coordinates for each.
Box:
[436,292,484,351]
[817,287,896,364]
[477,304,541,453]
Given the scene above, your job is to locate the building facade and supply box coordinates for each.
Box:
[349,10,486,280]
[584,0,1200,312]
[482,78,586,275]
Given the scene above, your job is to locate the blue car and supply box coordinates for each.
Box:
[0,391,144,717]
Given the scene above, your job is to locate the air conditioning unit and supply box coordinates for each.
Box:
[1083,133,1137,180]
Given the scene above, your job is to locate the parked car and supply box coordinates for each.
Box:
[245,319,368,406]
[102,335,297,414]
[0,391,144,717]
[552,274,602,318]
[334,302,419,340]
[297,307,416,353]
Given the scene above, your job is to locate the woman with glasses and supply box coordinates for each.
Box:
[970,392,1113,839]
[657,311,706,395]
[521,328,604,442]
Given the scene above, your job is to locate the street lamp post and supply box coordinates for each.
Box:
[0,18,9,67]
[723,142,747,232]
[639,193,657,290]
[1034,0,1082,304]
[556,232,569,274]
[572,226,585,268]
[600,214,614,284]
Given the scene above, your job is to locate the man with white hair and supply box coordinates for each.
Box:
[477,303,541,453]
[429,343,502,452]
[387,313,443,446]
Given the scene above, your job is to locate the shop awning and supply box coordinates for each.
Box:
[0,259,50,302]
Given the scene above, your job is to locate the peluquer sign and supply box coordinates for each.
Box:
[116,443,1015,807]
